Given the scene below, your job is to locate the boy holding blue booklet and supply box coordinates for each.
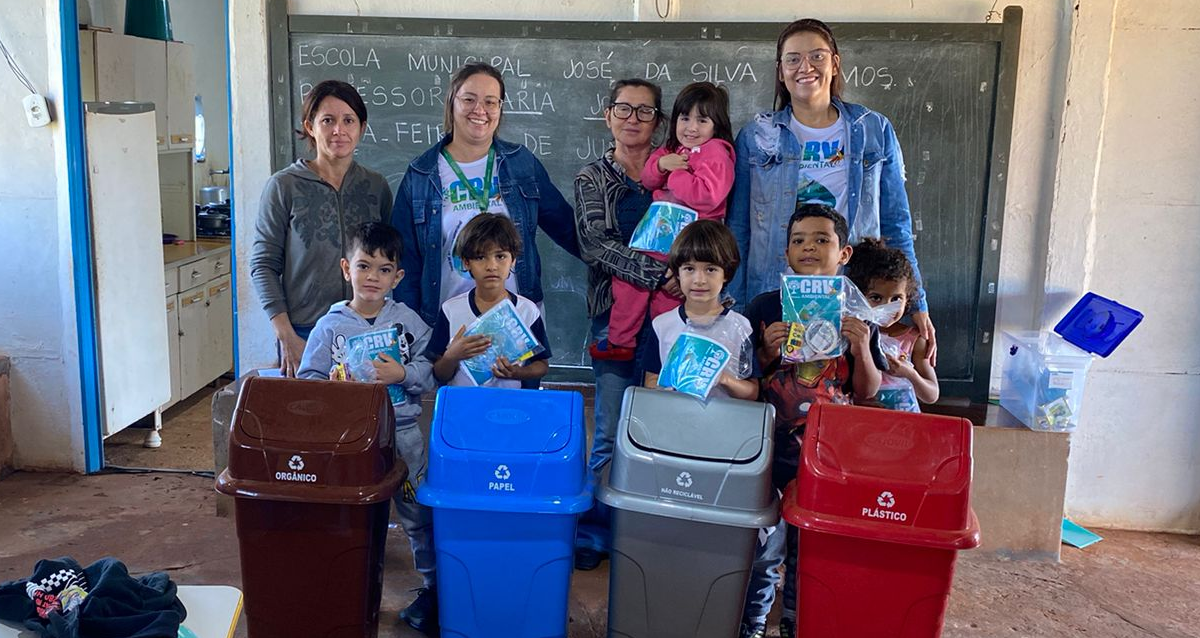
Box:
[426,213,551,387]
[642,220,758,400]
[296,222,440,633]
[739,203,882,638]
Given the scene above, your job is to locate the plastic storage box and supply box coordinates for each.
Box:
[783,403,980,638]
[599,387,778,638]
[215,376,405,638]
[417,386,591,638]
[1000,292,1142,432]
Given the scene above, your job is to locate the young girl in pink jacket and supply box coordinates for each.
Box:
[591,81,736,361]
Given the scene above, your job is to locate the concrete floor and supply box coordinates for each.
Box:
[1,471,1198,637]
[102,386,222,471]
[4,387,1197,637]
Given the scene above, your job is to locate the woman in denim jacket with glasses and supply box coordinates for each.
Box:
[726,19,935,352]
[390,62,579,328]
[729,18,936,638]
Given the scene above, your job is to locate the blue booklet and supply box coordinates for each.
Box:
[658,332,732,400]
[629,201,699,254]
[780,275,846,363]
[460,299,543,386]
[345,327,407,405]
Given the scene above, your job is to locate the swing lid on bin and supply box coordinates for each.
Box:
[419,386,592,515]
[623,387,766,462]
[216,376,404,505]
[782,403,980,550]
[233,377,375,445]
[1053,292,1143,357]
[598,387,779,529]
[438,386,573,454]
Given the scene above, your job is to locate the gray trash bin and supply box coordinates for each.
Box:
[598,386,778,638]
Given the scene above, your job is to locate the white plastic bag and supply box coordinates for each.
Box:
[780,274,903,363]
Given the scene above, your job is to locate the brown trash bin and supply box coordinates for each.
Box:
[215,376,405,638]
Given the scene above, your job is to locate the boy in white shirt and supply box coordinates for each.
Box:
[642,220,759,400]
[425,213,551,387]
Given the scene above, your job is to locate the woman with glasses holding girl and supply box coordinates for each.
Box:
[390,62,579,332]
[571,79,676,571]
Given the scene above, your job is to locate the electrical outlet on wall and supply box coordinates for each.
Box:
[23,94,52,127]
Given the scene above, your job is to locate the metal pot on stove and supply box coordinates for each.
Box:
[196,204,231,232]
[199,185,229,206]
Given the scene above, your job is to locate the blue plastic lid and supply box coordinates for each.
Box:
[439,386,572,454]
[419,386,592,514]
[1053,292,1143,357]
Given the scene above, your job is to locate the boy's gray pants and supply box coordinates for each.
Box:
[394,422,436,589]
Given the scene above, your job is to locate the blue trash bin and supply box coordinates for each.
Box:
[417,386,593,638]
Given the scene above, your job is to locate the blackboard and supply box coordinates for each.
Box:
[268,6,1021,399]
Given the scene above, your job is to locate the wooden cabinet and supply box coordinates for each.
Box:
[177,284,208,401]
[162,244,234,410]
[81,29,197,238]
[166,41,195,150]
[82,30,195,151]
[165,296,181,408]
[203,275,234,384]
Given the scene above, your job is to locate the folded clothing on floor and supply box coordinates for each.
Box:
[0,556,185,638]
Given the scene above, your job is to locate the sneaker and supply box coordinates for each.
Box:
[740,623,766,638]
[589,339,635,361]
[573,547,609,571]
[398,587,438,634]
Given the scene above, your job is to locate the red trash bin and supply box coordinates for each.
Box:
[215,376,405,638]
[782,403,980,638]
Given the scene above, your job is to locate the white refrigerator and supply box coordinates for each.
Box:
[84,102,171,437]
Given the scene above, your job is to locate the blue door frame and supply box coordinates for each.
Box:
[60,0,104,472]
[62,0,240,472]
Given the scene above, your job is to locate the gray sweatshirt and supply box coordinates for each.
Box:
[250,159,393,328]
[298,299,435,427]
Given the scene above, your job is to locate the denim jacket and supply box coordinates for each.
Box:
[390,135,580,326]
[726,98,927,312]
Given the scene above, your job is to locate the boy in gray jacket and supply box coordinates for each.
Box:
[298,222,439,632]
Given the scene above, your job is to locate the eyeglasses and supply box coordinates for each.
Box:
[456,95,502,113]
[609,102,660,123]
[780,49,833,70]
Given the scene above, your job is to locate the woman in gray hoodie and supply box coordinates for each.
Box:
[250,80,393,376]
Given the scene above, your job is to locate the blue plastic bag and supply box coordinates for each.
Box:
[629,202,698,254]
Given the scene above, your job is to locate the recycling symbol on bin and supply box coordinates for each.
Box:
[494,464,511,480]
[877,491,896,508]
[288,455,305,471]
[676,471,693,489]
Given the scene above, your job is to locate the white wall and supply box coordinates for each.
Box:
[0,1,87,470]
[1057,0,1200,532]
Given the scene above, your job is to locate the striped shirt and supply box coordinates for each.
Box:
[573,149,669,317]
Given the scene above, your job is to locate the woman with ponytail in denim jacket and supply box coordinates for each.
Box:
[726,19,935,349]
[729,18,936,638]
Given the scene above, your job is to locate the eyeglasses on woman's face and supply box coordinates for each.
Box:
[456,94,503,114]
[780,49,833,70]
[609,102,659,123]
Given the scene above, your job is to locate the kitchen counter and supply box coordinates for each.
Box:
[164,239,230,267]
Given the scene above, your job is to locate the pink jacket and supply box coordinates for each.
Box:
[641,138,736,220]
